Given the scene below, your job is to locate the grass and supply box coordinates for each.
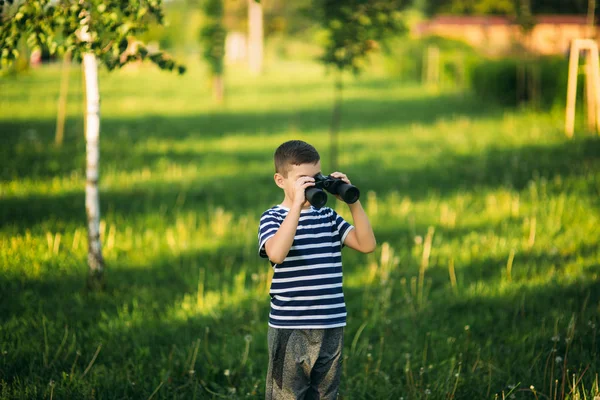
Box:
[1,56,599,399]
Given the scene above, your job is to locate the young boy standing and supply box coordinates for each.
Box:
[258,140,376,399]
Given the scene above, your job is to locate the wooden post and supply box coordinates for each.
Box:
[588,0,596,38]
[585,53,596,130]
[426,46,440,88]
[565,39,600,137]
[589,44,600,129]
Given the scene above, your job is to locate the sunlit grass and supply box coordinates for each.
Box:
[1,56,599,399]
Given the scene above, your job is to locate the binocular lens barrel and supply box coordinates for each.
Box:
[305,187,328,209]
[305,174,361,209]
[337,184,360,204]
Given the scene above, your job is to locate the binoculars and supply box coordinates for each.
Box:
[305,173,360,209]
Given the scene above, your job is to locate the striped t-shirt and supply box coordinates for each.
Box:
[258,205,354,329]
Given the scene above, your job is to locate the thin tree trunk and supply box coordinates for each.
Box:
[248,0,263,75]
[83,52,105,290]
[55,51,71,147]
[213,74,224,103]
[330,74,342,172]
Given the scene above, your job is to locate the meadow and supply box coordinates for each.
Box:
[0,57,599,399]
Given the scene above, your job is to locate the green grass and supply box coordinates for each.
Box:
[1,57,599,399]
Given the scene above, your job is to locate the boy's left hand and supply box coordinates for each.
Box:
[330,172,353,202]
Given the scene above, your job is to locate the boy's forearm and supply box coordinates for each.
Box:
[264,205,302,264]
[348,201,376,251]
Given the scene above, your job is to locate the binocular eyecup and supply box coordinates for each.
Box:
[305,173,360,209]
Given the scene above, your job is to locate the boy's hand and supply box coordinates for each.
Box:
[292,176,315,208]
[330,172,352,202]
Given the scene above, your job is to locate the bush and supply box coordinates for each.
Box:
[383,35,480,86]
[469,56,579,109]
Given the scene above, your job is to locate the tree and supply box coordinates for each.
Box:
[425,0,596,16]
[309,0,407,170]
[247,0,263,75]
[0,0,184,290]
[199,0,226,102]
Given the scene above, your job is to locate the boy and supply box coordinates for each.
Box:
[258,140,376,400]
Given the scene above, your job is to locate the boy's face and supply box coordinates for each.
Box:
[275,161,321,206]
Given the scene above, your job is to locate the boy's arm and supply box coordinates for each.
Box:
[344,201,376,253]
[264,204,303,264]
[264,176,315,264]
[329,172,376,254]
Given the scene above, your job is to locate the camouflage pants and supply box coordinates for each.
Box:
[265,326,344,400]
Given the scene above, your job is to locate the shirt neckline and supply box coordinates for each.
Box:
[276,205,316,213]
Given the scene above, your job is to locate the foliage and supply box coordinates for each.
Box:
[0,0,184,73]
[198,0,225,76]
[383,35,480,84]
[469,56,576,108]
[425,0,595,16]
[1,60,599,398]
[309,0,409,73]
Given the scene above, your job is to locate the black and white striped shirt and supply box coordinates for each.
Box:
[258,205,354,329]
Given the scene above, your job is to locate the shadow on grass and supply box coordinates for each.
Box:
[350,136,600,202]
[1,232,598,398]
[0,242,262,325]
[1,262,271,398]
[2,134,599,234]
[0,243,274,398]
[341,258,600,398]
[0,91,494,182]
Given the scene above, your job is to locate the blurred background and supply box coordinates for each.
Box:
[1,0,599,398]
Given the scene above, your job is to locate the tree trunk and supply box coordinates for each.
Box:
[248,0,263,75]
[330,74,342,172]
[213,74,224,103]
[83,52,105,290]
[55,51,71,147]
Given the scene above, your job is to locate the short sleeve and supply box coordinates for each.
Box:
[258,210,282,258]
[331,209,354,245]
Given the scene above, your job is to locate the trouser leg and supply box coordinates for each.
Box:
[307,327,344,400]
[266,327,320,400]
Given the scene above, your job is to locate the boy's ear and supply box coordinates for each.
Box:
[274,173,285,189]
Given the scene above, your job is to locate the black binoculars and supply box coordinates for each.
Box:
[305,173,360,209]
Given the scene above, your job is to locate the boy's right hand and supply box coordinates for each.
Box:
[292,176,315,208]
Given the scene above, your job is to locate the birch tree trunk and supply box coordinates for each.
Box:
[248,0,263,75]
[83,52,105,289]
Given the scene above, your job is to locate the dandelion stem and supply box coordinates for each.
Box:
[81,343,102,378]
[189,338,201,372]
[506,249,515,282]
[147,381,164,400]
[418,227,434,309]
[448,258,457,293]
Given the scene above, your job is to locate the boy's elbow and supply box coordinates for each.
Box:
[267,249,285,264]
[269,256,285,264]
[362,239,377,254]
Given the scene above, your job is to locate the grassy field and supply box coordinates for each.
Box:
[1,57,599,399]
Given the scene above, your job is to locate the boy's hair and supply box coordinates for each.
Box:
[274,140,320,177]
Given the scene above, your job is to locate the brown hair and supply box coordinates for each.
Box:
[274,140,320,177]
